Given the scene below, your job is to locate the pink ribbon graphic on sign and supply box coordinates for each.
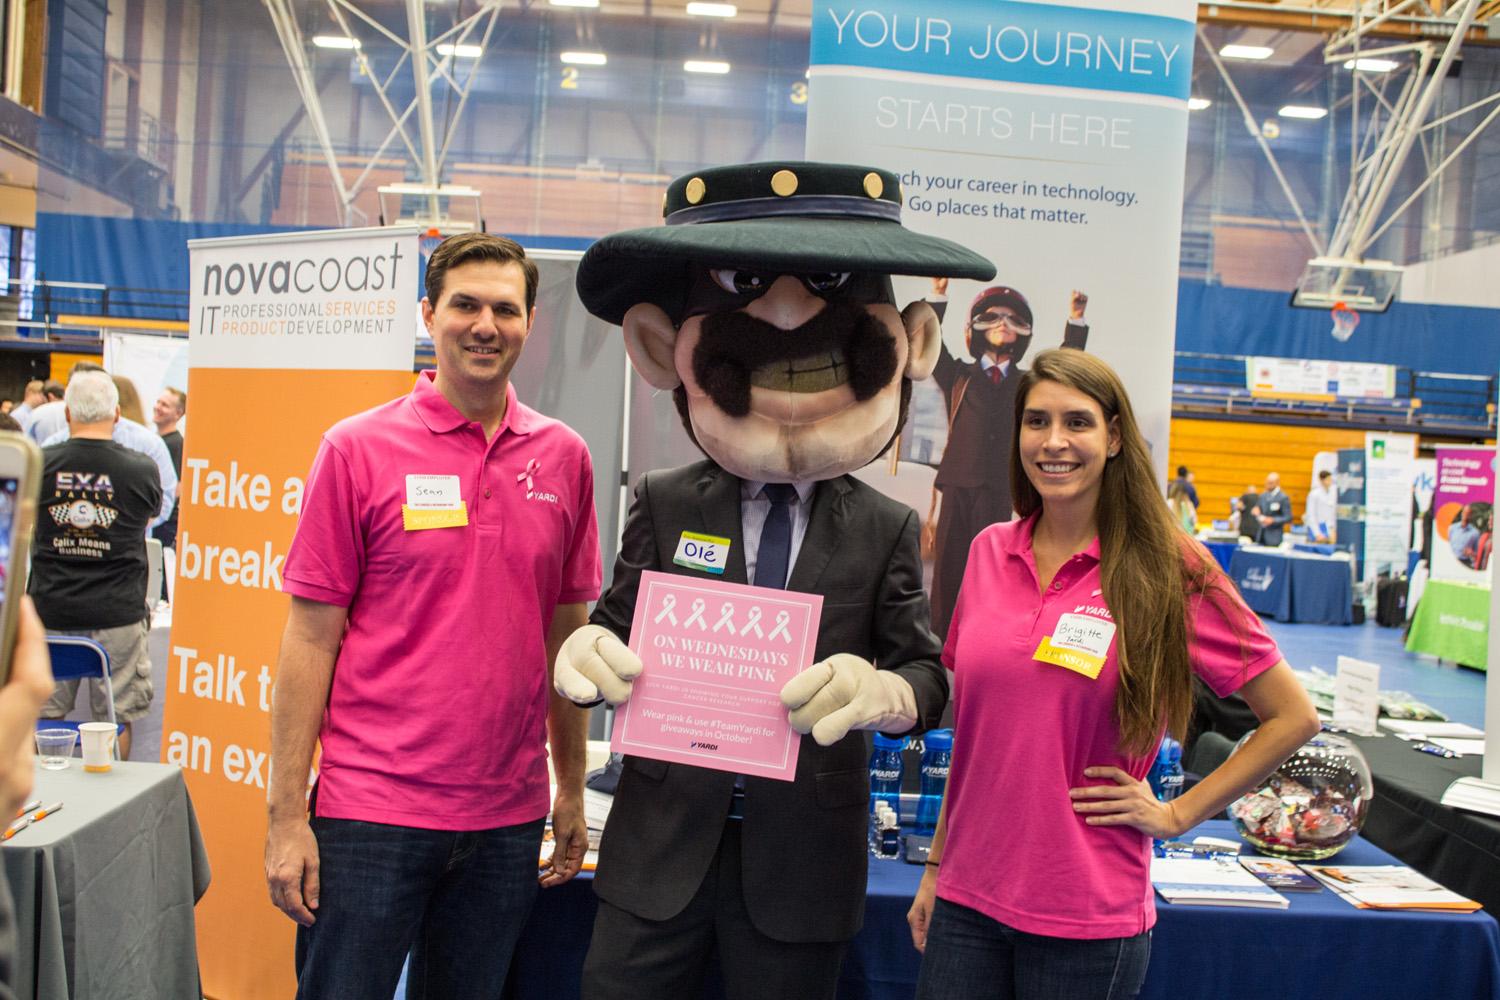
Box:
[683,598,708,630]
[517,459,541,498]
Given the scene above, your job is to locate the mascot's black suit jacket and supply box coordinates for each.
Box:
[589,460,948,942]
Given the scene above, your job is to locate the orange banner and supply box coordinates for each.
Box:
[161,367,414,999]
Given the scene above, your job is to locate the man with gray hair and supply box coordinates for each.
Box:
[30,369,162,758]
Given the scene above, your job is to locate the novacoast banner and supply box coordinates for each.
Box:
[165,226,420,1000]
[806,0,1194,633]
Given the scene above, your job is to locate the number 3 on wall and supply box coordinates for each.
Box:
[561,66,579,90]
[789,81,807,106]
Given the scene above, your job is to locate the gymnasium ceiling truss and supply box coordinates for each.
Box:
[261,0,506,226]
[1200,0,1500,261]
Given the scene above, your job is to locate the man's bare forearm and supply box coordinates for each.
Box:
[268,599,345,822]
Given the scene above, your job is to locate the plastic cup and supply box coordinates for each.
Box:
[35,729,77,770]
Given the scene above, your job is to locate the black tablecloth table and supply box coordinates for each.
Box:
[505,819,1500,1000]
[1349,732,1500,915]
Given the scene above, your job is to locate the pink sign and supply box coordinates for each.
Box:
[611,571,822,781]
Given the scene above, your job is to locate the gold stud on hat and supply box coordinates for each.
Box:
[770,169,798,197]
[863,172,884,199]
[685,177,707,204]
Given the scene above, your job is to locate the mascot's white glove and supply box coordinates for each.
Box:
[779,653,918,747]
[553,624,643,706]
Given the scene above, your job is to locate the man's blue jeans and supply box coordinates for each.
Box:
[916,898,1151,1000]
[293,815,545,1000]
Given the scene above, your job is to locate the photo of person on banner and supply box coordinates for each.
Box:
[923,276,1093,637]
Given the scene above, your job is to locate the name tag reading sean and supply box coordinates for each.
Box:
[402,474,468,531]
[1034,613,1116,680]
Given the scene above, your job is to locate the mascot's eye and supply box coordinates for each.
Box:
[802,272,851,293]
[710,269,770,295]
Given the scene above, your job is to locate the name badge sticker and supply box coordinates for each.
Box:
[673,531,731,575]
[405,474,463,510]
[403,474,467,530]
[1034,613,1116,680]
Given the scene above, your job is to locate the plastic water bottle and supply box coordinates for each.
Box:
[1147,736,1184,850]
[869,733,904,817]
[1149,737,1184,805]
[915,729,953,836]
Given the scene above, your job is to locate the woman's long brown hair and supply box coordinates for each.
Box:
[1010,350,1229,756]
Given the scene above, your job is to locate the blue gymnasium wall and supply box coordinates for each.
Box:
[1173,281,1500,379]
[32,214,1500,379]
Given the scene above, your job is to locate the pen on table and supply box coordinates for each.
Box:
[2,816,31,840]
[1412,742,1458,759]
[14,799,39,818]
[29,802,63,822]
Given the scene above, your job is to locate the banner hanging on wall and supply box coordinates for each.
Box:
[164,226,420,1000]
[1431,446,1496,584]
[805,0,1194,635]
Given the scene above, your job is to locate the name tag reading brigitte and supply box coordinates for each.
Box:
[1034,613,1116,680]
[403,474,468,531]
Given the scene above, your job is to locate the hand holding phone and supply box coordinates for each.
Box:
[0,597,55,816]
[0,431,40,683]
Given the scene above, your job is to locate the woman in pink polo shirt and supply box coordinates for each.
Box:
[907,350,1320,999]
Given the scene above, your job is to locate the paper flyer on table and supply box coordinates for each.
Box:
[611,571,822,781]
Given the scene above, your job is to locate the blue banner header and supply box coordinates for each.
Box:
[811,1,1195,100]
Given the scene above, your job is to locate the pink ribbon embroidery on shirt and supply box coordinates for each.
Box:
[517,459,541,498]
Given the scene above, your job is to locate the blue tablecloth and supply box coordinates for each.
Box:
[1229,547,1353,625]
[1202,540,1239,574]
[504,820,1500,1000]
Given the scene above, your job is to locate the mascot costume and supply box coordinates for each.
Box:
[557,161,994,1000]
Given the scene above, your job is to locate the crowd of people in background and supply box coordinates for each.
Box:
[1171,465,1336,546]
[0,368,186,761]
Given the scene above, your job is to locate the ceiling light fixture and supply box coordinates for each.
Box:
[684,59,731,74]
[1187,97,1211,111]
[436,43,483,58]
[1278,105,1328,119]
[560,51,608,65]
[312,35,360,50]
[1220,44,1274,60]
[1344,58,1400,73]
[687,2,738,16]
[548,0,600,7]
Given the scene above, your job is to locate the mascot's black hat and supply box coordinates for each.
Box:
[576,161,997,326]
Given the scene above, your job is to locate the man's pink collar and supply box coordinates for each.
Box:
[410,370,534,436]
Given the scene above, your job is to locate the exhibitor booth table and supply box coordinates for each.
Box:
[1406,579,1490,669]
[1349,733,1500,917]
[1229,546,1354,625]
[0,761,211,999]
[505,820,1500,1000]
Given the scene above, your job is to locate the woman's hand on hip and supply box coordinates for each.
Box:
[1069,767,1182,839]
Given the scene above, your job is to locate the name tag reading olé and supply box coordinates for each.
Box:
[1034,613,1116,680]
[402,474,468,531]
[673,531,730,575]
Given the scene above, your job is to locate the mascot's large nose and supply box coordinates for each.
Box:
[744,274,824,331]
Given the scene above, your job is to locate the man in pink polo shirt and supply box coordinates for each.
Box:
[264,233,601,1000]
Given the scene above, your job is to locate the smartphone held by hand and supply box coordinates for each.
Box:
[0,432,42,685]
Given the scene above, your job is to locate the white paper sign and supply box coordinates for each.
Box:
[1333,655,1381,735]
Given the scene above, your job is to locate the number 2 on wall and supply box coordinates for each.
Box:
[561,66,579,90]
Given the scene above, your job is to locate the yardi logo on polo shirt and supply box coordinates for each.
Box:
[516,458,558,503]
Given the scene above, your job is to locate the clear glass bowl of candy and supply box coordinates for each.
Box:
[1228,731,1373,860]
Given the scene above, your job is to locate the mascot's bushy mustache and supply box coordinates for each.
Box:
[691,300,899,418]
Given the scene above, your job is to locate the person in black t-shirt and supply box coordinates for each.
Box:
[31,370,161,759]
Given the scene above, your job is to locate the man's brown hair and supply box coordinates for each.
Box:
[423,233,539,312]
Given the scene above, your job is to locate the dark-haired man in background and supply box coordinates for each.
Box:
[266,232,601,999]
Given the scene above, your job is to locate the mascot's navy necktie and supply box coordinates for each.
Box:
[731,482,799,822]
[754,483,799,590]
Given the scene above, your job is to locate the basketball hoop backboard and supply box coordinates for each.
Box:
[1291,257,1402,313]
[377,184,483,233]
